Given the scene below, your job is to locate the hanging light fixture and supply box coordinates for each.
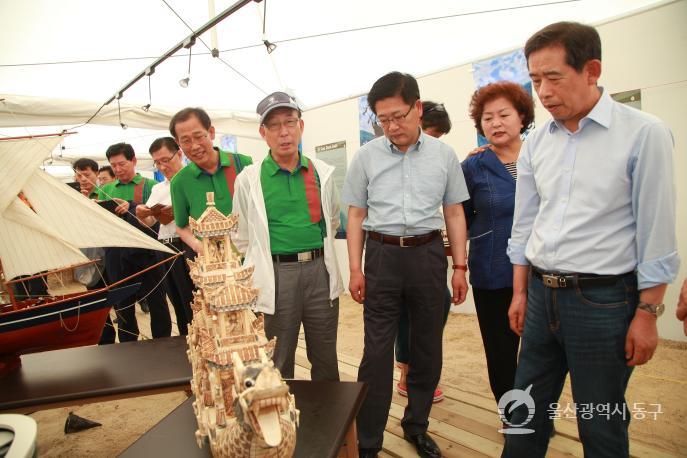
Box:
[142,67,154,111]
[261,0,277,54]
[116,94,128,130]
[179,37,195,88]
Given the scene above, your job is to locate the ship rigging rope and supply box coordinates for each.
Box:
[59,305,80,332]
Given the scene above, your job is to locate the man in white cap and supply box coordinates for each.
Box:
[233,91,343,381]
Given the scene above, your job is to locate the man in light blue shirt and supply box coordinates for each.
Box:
[504,22,679,458]
[342,72,469,458]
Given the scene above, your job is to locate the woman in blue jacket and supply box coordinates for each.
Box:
[462,81,534,408]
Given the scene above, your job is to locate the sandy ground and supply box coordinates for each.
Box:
[28,295,687,457]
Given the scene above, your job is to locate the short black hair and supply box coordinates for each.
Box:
[72,158,99,173]
[367,72,420,115]
[105,143,135,161]
[169,107,212,138]
[421,101,451,135]
[99,165,115,178]
[525,21,601,72]
[149,137,180,155]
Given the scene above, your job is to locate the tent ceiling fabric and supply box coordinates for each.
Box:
[1,0,663,114]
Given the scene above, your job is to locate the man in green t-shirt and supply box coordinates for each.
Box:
[168,107,252,253]
[233,92,343,381]
[97,142,172,345]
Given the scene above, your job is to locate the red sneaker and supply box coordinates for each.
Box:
[397,383,444,402]
[397,383,408,397]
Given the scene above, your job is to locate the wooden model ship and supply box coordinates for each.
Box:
[186,193,297,457]
[0,134,175,375]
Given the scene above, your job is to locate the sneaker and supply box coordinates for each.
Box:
[396,383,445,403]
[397,383,408,397]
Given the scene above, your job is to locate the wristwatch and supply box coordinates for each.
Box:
[637,302,665,317]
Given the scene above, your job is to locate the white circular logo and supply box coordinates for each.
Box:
[497,384,535,434]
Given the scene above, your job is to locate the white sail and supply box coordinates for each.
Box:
[22,169,174,254]
[0,135,173,280]
[0,136,62,213]
[0,198,88,280]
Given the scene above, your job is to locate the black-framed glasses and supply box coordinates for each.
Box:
[375,105,414,128]
[153,153,178,167]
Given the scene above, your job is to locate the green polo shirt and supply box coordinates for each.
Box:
[261,153,324,255]
[97,174,156,203]
[170,149,253,228]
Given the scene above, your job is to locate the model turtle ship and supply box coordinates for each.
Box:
[0,134,175,375]
[186,193,297,457]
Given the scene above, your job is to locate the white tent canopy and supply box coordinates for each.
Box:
[0,0,664,161]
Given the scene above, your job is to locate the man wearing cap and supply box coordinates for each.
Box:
[136,137,194,335]
[342,72,469,458]
[233,92,343,381]
[97,142,172,344]
[169,107,253,254]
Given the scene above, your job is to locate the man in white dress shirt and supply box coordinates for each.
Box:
[136,137,194,335]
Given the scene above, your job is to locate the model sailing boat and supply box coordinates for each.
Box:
[0,134,175,375]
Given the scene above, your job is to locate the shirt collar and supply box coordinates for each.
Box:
[264,151,308,176]
[384,127,424,154]
[115,173,142,186]
[548,87,612,133]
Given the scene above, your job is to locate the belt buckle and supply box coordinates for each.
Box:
[297,251,313,263]
[541,274,566,288]
[399,236,411,248]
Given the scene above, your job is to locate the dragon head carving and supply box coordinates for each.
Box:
[231,349,299,448]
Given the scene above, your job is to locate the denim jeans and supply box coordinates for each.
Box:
[502,270,638,458]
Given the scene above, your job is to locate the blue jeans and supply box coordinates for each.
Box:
[503,270,638,458]
[395,287,452,364]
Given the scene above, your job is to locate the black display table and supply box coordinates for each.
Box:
[120,381,366,458]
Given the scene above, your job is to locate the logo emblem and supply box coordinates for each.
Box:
[497,384,535,434]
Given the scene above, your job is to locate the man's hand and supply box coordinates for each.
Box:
[158,205,174,225]
[136,204,152,219]
[676,278,687,336]
[467,144,492,158]
[451,270,468,304]
[349,270,366,304]
[190,238,203,254]
[625,309,658,366]
[508,291,528,336]
[113,198,129,216]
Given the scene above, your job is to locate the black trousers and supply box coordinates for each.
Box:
[473,287,519,406]
[356,236,447,450]
[99,247,171,344]
[159,240,194,335]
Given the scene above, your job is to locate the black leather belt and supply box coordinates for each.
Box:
[367,230,440,247]
[532,266,631,289]
[272,247,324,263]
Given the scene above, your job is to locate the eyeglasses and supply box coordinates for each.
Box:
[153,153,178,167]
[375,105,414,128]
[262,118,299,133]
[178,132,209,149]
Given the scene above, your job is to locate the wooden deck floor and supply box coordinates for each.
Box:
[134,305,676,458]
[293,341,676,458]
